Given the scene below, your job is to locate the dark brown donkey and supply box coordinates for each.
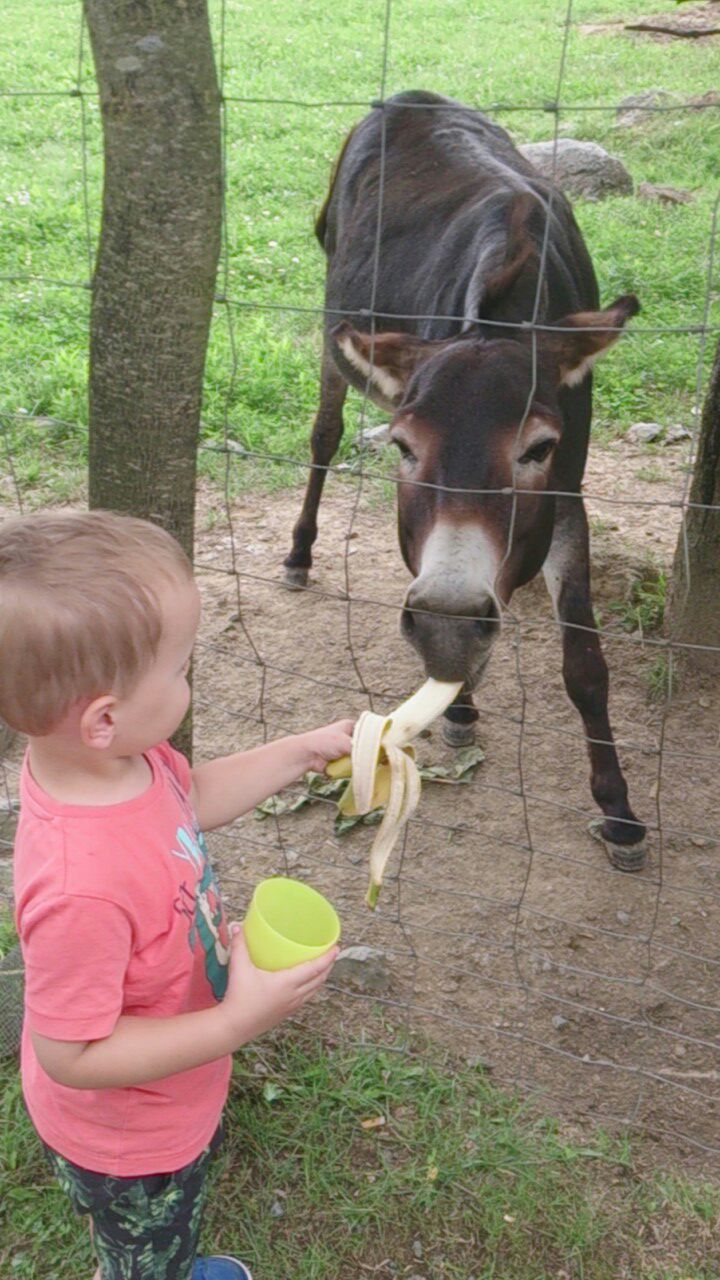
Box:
[283,90,646,870]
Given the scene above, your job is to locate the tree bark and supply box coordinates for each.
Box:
[668,336,720,670]
[84,0,222,754]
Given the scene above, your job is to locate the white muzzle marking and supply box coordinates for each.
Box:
[407,521,502,618]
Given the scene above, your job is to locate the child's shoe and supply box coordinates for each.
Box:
[192,1259,253,1280]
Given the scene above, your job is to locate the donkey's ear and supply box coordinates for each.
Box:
[544,294,640,387]
[331,322,451,406]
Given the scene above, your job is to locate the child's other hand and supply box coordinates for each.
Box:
[221,925,338,1043]
[298,719,355,773]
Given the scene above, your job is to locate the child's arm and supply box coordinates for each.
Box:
[190,719,354,831]
[32,927,337,1090]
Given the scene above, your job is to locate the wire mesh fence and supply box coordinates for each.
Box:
[1,0,720,1168]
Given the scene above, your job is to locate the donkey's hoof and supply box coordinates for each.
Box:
[283,565,309,591]
[589,819,648,872]
[442,719,477,748]
[603,839,648,873]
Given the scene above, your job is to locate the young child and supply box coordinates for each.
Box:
[1,509,354,1280]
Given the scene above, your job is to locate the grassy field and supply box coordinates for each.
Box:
[0,0,719,498]
[3,1029,720,1280]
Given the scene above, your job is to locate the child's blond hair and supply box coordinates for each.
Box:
[0,510,192,735]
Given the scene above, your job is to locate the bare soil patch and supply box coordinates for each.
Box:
[625,2,720,40]
[190,435,720,1175]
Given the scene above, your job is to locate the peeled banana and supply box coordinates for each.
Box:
[327,678,462,908]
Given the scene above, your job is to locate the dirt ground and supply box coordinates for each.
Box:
[191,432,720,1175]
[2,431,719,1175]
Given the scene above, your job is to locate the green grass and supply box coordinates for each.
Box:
[2,1031,720,1280]
[608,560,667,634]
[0,0,719,500]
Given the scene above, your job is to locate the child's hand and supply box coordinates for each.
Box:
[221,925,339,1044]
[297,719,355,773]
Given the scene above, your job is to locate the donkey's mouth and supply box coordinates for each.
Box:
[400,597,500,687]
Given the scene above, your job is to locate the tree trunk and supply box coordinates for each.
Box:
[84,0,222,754]
[668,336,720,670]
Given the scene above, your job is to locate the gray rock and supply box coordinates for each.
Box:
[357,423,391,451]
[616,89,677,126]
[627,421,663,444]
[664,424,692,445]
[552,1014,569,1031]
[333,945,391,994]
[519,139,633,200]
[412,1239,424,1260]
[616,910,631,926]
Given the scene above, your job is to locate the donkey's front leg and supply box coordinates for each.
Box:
[443,689,479,747]
[543,497,647,871]
[283,344,348,588]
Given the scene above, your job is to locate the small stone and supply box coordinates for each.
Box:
[412,1238,424,1259]
[552,1014,569,1030]
[270,1197,285,1218]
[616,910,631,926]
[691,836,708,849]
[616,89,677,126]
[333,945,391,994]
[674,1043,687,1058]
[347,851,363,865]
[664,424,692,445]
[465,1053,493,1071]
[357,423,392,450]
[627,422,663,444]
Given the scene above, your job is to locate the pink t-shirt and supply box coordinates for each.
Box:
[14,742,232,1177]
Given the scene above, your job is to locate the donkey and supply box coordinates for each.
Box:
[283,90,646,870]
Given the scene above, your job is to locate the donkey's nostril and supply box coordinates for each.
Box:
[472,599,499,639]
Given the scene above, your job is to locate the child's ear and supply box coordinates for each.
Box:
[80,695,118,750]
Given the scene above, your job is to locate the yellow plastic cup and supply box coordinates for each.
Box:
[243,877,341,971]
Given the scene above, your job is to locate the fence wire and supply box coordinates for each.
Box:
[1,0,720,1169]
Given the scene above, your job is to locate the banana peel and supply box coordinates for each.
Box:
[328,678,462,908]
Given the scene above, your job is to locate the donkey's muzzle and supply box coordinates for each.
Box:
[400,595,500,685]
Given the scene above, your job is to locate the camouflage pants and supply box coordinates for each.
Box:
[42,1124,223,1280]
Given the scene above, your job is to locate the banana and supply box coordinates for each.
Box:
[328,678,462,908]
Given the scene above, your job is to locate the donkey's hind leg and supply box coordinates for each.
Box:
[283,344,348,588]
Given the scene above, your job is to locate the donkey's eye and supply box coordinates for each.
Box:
[394,438,417,463]
[519,438,556,466]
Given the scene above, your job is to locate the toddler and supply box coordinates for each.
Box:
[2,510,353,1280]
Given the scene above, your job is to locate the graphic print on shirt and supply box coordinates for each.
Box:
[171,825,229,999]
